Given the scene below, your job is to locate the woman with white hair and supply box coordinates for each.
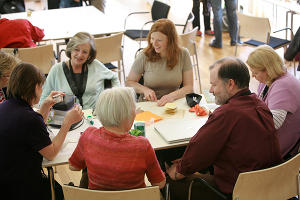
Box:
[69,87,166,190]
[40,32,120,109]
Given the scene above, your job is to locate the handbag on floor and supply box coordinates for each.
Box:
[41,170,64,200]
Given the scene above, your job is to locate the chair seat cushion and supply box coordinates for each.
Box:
[104,63,117,70]
[125,30,149,40]
[268,36,290,49]
[244,37,290,49]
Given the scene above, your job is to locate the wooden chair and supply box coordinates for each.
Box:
[232,153,300,200]
[94,32,125,83]
[178,27,202,93]
[188,153,300,200]
[1,44,55,75]
[235,13,293,74]
[62,185,161,200]
[123,0,170,51]
[175,12,195,34]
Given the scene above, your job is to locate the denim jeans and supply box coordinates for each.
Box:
[59,0,82,8]
[210,0,238,47]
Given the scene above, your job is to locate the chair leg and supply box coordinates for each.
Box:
[117,61,121,83]
[294,59,296,77]
[234,44,238,56]
[122,62,126,84]
[47,167,56,200]
[194,51,202,93]
[297,168,300,198]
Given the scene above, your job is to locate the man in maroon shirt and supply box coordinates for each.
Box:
[0,18,44,48]
[166,57,282,199]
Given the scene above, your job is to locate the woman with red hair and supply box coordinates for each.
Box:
[126,19,194,106]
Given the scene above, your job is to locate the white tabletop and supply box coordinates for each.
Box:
[43,97,217,167]
[1,6,124,41]
[137,98,209,150]
[262,0,300,14]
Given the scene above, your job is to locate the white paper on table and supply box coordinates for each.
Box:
[58,142,77,156]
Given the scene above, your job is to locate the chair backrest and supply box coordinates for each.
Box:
[62,185,161,200]
[151,0,170,21]
[178,27,197,57]
[233,153,300,200]
[182,12,195,34]
[94,32,125,81]
[178,27,202,93]
[94,32,123,64]
[0,48,17,55]
[7,44,55,75]
[237,12,271,43]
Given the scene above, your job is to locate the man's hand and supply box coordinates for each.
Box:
[166,162,185,180]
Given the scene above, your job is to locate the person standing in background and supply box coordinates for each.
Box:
[284,26,300,71]
[192,0,214,36]
[209,0,238,48]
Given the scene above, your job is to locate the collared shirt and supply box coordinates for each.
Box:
[0,18,44,48]
[177,89,282,194]
[0,98,51,199]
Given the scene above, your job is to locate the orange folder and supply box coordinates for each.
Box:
[135,111,163,122]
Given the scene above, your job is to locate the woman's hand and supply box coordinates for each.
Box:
[39,91,65,123]
[63,104,84,127]
[43,91,65,109]
[157,94,174,106]
[143,88,157,102]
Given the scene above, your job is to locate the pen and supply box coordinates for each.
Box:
[87,116,94,125]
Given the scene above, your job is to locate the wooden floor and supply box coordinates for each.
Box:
[25,0,298,187]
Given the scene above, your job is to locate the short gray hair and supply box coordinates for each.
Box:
[209,57,250,89]
[95,87,136,127]
[66,32,97,64]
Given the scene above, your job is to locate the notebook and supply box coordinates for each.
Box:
[135,111,163,122]
[154,118,208,143]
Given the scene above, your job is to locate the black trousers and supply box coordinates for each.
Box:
[192,0,212,31]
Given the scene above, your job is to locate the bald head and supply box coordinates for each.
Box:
[209,57,250,89]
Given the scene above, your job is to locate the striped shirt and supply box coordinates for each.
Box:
[259,85,287,129]
[0,89,6,103]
